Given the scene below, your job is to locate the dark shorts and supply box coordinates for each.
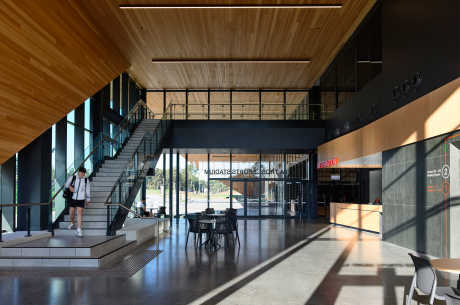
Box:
[69,199,85,209]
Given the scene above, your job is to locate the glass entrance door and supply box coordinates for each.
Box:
[260,180,284,217]
[231,180,261,217]
[286,181,308,218]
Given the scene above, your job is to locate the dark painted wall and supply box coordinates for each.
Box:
[381,0,460,115]
[382,130,460,258]
[326,74,382,139]
[325,0,460,141]
[369,169,382,203]
[164,120,325,153]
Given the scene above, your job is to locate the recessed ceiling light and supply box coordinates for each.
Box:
[121,4,342,9]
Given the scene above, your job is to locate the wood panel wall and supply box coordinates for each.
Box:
[318,77,460,167]
[330,202,382,232]
[0,0,130,165]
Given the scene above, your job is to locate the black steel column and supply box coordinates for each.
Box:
[112,75,121,115]
[230,89,232,120]
[163,152,166,207]
[1,155,16,232]
[169,148,173,222]
[92,92,104,141]
[55,117,67,219]
[121,74,129,117]
[259,89,262,120]
[207,89,210,120]
[74,103,85,160]
[283,90,286,120]
[185,89,188,120]
[207,154,210,208]
[129,80,137,112]
[185,154,188,217]
[142,177,147,199]
[17,128,52,231]
[176,152,180,219]
[101,83,111,136]
[309,86,321,120]
[309,153,318,219]
[163,89,166,114]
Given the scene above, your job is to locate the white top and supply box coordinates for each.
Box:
[65,176,90,201]
[136,201,145,209]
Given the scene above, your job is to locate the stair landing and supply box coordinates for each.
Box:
[0,235,136,267]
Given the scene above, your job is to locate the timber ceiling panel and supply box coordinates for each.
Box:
[0,0,130,164]
[80,0,376,90]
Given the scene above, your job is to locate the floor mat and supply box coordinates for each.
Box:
[0,250,162,278]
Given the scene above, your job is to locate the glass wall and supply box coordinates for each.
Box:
[319,5,382,117]
[188,154,208,215]
[209,154,231,211]
[261,180,284,216]
[153,154,314,218]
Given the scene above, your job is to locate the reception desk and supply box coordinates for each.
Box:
[330,202,382,233]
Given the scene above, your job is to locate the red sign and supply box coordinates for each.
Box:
[317,158,338,169]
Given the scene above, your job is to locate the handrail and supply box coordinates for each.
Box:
[106,203,160,250]
[47,136,107,205]
[103,119,168,206]
[0,203,48,207]
[50,99,154,204]
[111,100,147,140]
[0,202,45,241]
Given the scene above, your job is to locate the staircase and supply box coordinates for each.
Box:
[54,119,161,236]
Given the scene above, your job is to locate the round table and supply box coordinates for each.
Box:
[431,258,460,289]
[207,214,226,219]
[198,220,219,251]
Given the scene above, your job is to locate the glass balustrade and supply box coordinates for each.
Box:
[49,100,155,225]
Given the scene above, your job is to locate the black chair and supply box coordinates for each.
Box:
[185,218,199,250]
[205,208,215,215]
[154,206,166,218]
[201,210,207,216]
[214,219,234,250]
[446,288,460,305]
[407,253,457,305]
[196,215,212,250]
[226,208,236,214]
[225,212,240,247]
[195,212,202,218]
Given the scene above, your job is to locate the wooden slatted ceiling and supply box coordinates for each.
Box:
[79,0,376,90]
[0,0,130,165]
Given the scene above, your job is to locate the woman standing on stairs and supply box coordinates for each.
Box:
[64,167,91,237]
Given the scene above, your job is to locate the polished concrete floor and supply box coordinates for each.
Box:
[0,218,457,304]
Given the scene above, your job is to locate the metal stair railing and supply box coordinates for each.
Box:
[103,105,173,237]
[48,99,155,233]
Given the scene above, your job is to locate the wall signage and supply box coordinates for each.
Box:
[317,158,338,169]
[204,169,285,175]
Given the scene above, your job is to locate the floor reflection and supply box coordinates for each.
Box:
[0,219,456,304]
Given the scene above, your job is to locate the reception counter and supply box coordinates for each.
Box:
[330,202,382,233]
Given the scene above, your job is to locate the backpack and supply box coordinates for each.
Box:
[62,176,87,199]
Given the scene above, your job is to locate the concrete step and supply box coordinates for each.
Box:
[0,240,136,267]
[91,176,119,182]
[65,215,107,222]
[83,208,108,215]
[54,228,108,236]
[95,172,121,177]
[0,235,126,257]
[98,168,123,173]
[59,221,107,229]
[91,181,117,187]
